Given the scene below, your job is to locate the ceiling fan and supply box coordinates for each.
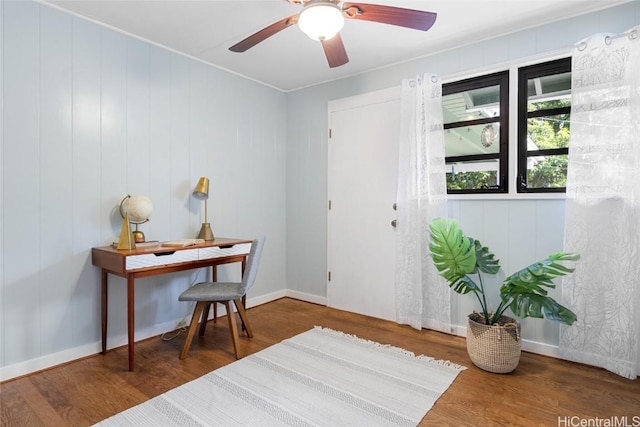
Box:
[229,0,437,68]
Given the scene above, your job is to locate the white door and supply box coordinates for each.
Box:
[327,87,401,321]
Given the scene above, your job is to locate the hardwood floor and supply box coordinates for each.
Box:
[1,298,638,426]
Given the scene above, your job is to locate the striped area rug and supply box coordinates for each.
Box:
[95,327,465,426]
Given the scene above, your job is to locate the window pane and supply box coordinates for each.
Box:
[445,123,500,156]
[443,70,508,194]
[527,72,571,112]
[443,84,501,124]
[518,58,571,193]
[527,115,570,150]
[447,160,500,191]
[526,154,567,188]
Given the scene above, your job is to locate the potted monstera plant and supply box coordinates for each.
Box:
[428,217,580,373]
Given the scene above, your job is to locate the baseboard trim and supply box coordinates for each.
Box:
[247,289,288,308]
[284,290,328,306]
[0,292,562,381]
[0,291,288,382]
[0,342,102,383]
[448,323,561,359]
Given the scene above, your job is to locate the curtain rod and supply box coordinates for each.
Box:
[576,27,638,51]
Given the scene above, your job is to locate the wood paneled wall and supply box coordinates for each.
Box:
[0,1,287,379]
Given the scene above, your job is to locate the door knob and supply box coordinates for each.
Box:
[391,219,397,228]
[392,203,397,211]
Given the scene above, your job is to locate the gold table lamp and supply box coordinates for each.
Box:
[193,177,214,241]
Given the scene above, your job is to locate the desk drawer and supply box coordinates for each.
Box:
[126,248,199,270]
[198,242,251,260]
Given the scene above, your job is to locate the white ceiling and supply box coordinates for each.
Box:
[42,0,632,92]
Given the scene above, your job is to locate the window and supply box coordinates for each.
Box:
[441,57,572,196]
[442,71,509,194]
[517,58,571,193]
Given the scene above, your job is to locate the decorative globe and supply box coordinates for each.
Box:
[118,195,153,243]
[122,195,153,223]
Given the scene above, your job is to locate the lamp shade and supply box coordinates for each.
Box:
[298,2,344,41]
[192,177,210,200]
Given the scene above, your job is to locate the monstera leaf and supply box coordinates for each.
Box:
[428,218,479,295]
[474,240,500,275]
[507,293,577,325]
[500,252,580,325]
[449,275,480,295]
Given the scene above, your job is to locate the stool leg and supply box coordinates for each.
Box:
[223,301,241,359]
[180,302,205,360]
[234,299,253,338]
[199,303,211,336]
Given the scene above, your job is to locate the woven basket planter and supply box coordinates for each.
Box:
[466,313,521,374]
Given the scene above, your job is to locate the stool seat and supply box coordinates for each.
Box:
[179,282,244,302]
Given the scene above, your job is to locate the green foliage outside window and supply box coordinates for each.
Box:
[526,99,571,189]
[447,171,498,190]
[527,100,570,149]
[527,156,568,188]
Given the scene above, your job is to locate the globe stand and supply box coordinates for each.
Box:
[132,224,146,243]
[117,212,136,250]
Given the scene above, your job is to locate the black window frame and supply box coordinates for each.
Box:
[517,57,571,193]
[443,71,509,195]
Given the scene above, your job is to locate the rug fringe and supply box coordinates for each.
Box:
[313,326,467,371]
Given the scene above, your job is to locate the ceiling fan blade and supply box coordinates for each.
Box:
[342,3,437,31]
[229,14,298,52]
[321,33,349,68]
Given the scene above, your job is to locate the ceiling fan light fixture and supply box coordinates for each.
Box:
[298,2,345,41]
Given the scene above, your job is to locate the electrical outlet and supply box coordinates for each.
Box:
[176,318,188,329]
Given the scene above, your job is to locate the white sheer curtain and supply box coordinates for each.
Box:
[394,74,449,332]
[561,26,640,380]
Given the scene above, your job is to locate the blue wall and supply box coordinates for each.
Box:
[0,1,287,379]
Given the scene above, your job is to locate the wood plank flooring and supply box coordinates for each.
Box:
[1,298,638,426]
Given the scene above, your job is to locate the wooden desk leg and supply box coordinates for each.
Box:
[101,270,108,355]
[127,276,135,371]
[212,265,218,323]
